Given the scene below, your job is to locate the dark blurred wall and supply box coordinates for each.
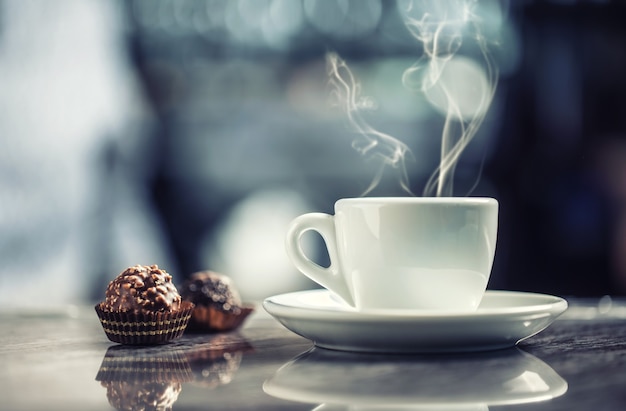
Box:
[489,1,626,296]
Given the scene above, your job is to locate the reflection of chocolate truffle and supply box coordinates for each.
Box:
[104,265,182,313]
[184,335,253,388]
[101,381,181,411]
[95,265,194,345]
[188,350,243,388]
[95,346,193,383]
[96,346,192,411]
[180,271,253,332]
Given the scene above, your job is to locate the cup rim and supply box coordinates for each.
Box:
[336,197,497,206]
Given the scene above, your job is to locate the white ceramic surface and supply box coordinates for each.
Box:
[285,197,498,311]
[263,290,568,353]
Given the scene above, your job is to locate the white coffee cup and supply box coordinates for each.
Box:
[285,197,498,312]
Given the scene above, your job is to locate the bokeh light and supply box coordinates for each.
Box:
[303,0,382,39]
[423,55,492,120]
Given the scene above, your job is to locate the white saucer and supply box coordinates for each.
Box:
[263,290,568,353]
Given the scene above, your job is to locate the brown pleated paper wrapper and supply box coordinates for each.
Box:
[185,304,254,333]
[95,301,194,345]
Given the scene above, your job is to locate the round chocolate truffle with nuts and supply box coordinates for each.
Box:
[180,271,253,332]
[103,265,182,314]
[95,265,194,345]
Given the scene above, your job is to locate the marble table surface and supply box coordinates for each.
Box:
[1,296,625,411]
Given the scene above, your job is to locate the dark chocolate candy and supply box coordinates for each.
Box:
[180,271,242,314]
[103,265,182,313]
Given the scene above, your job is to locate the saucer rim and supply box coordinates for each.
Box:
[263,289,568,321]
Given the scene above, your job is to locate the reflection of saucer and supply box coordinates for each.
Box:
[264,347,568,409]
[263,290,568,353]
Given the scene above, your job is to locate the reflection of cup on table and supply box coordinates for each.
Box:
[263,347,567,411]
[286,197,498,311]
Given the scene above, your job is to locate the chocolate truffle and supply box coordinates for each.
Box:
[180,271,253,332]
[95,264,194,345]
[103,265,182,313]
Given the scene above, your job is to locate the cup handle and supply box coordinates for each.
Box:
[285,213,354,307]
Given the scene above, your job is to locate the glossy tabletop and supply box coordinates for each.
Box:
[1,296,625,411]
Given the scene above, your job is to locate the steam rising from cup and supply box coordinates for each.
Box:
[327,53,414,196]
[328,0,500,197]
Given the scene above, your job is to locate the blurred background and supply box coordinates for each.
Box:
[1,0,625,309]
